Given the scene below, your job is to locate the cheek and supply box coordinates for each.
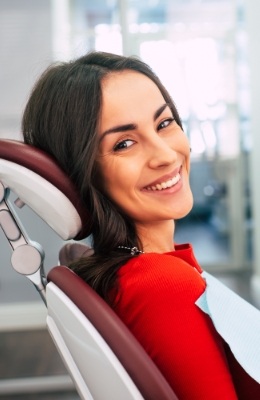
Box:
[173,133,191,170]
[182,132,191,153]
[96,158,126,200]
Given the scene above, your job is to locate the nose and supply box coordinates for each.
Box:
[147,135,177,169]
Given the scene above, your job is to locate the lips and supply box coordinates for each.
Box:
[143,167,182,191]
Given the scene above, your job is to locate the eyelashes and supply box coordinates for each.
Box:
[113,138,135,152]
[112,117,176,153]
[158,117,175,130]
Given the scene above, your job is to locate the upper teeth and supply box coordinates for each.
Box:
[146,173,181,191]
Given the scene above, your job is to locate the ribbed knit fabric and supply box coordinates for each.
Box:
[113,243,259,400]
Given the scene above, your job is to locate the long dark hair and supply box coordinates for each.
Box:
[22,51,182,302]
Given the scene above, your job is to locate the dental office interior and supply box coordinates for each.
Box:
[0,0,260,398]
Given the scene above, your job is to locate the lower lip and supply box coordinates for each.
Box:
[142,175,183,195]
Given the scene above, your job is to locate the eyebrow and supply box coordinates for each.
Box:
[99,103,170,141]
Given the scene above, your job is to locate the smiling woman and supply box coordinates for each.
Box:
[97,70,193,252]
[22,51,260,399]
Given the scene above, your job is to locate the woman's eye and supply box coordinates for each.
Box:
[158,118,175,130]
[113,139,134,152]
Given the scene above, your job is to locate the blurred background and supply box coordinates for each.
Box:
[0,0,260,398]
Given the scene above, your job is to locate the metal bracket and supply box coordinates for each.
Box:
[0,181,46,305]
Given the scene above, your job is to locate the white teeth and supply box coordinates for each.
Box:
[146,173,180,191]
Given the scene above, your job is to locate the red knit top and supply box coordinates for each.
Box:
[113,243,260,400]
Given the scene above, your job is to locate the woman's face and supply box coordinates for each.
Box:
[97,70,193,233]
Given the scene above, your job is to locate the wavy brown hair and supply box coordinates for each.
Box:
[22,51,182,302]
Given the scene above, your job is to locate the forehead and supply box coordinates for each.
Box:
[100,70,165,125]
[101,69,162,100]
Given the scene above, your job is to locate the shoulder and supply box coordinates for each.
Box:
[119,252,188,271]
[117,253,173,282]
[117,252,206,298]
[118,251,200,277]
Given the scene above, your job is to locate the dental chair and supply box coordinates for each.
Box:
[0,139,178,400]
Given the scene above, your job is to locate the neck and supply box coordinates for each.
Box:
[136,220,175,253]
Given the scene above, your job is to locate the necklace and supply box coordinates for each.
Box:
[117,246,144,255]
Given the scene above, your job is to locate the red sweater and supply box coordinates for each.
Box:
[113,243,260,400]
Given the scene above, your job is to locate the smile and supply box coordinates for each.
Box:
[145,172,181,191]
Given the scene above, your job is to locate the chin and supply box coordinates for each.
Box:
[174,193,194,220]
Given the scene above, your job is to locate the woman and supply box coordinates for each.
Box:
[22,51,260,399]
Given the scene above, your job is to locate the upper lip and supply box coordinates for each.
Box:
[143,166,182,188]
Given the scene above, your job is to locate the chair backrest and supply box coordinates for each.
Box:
[47,266,178,400]
[0,138,91,240]
[0,139,178,400]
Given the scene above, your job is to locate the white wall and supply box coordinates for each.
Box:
[245,0,260,306]
[0,0,53,138]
